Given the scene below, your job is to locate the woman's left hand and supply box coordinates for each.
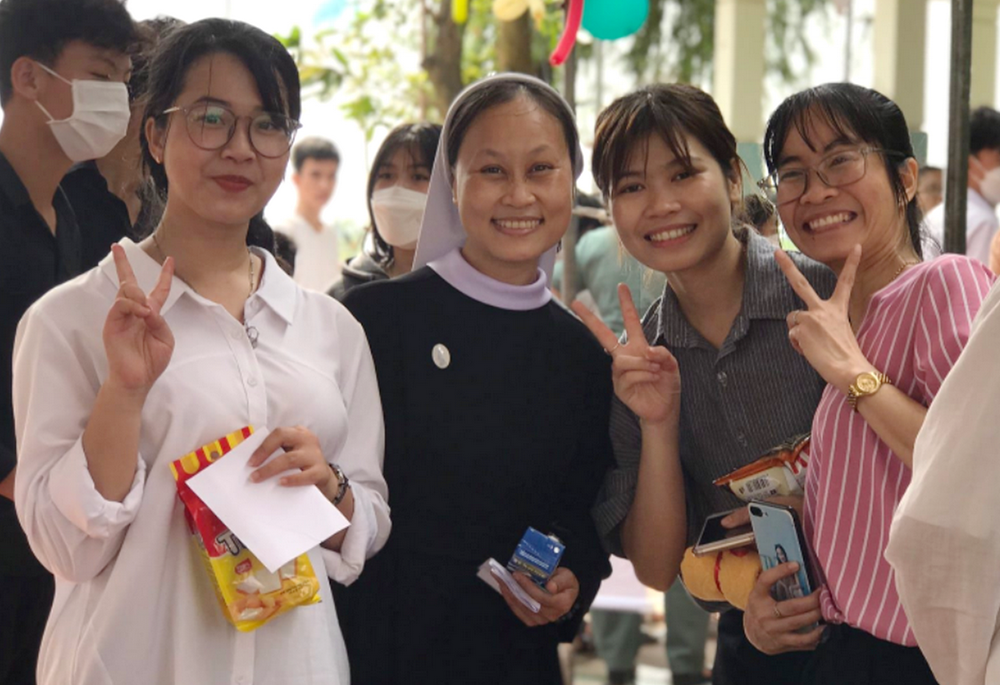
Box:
[497,567,580,627]
[248,426,338,502]
[774,245,870,392]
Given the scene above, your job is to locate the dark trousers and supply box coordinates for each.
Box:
[712,609,813,685]
[804,623,938,685]
[0,572,54,685]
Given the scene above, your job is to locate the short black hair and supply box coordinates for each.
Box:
[128,17,183,105]
[740,194,776,231]
[0,0,135,106]
[763,83,923,258]
[366,122,442,267]
[970,107,1000,154]
[592,84,741,201]
[292,136,340,173]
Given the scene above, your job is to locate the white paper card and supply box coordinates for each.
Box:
[187,428,350,572]
[476,558,540,613]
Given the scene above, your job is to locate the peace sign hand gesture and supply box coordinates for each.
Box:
[103,244,176,396]
[572,284,681,426]
[775,245,870,393]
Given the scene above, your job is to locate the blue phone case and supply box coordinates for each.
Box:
[749,502,815,601]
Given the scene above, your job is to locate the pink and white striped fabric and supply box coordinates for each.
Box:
[803,254,995,646]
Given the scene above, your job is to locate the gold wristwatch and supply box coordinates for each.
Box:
[847,371,892,411]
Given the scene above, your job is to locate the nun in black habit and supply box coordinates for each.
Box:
[334,73,614,684]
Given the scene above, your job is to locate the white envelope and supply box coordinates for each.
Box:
[187,428,350,572]
[477,558,541,613]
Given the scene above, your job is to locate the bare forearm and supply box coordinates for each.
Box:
[81,380,146,502]
[622,417,687,591]
[854,386,926,468]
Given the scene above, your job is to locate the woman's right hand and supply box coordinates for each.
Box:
[572,284,681,425]
[103,244,175,395]
[743,563,824,654]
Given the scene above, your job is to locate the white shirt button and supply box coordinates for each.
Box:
[247,377,258,387]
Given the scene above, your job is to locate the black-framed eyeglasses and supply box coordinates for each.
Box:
[758,147,903,205]
[162,103,302,159]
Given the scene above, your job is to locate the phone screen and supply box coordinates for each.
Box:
[694,510,754,556]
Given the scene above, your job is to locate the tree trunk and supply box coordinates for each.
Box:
[497,13,533,74]
[423,0,465,115]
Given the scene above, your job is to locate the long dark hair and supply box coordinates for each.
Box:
[365,122,442,268]
[762,83,922,258]
[138,19,302,252]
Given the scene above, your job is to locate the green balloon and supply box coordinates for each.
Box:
[582,0,649,41]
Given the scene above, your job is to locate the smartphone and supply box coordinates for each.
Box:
[693,509,756,557]
[748,502,816,601]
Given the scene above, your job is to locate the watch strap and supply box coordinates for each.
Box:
[847,371,892,411]
[330,463,350,505]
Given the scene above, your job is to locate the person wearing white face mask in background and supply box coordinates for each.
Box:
[0,1,134,684]
[328,122,442,300]
[922,106,1000,264]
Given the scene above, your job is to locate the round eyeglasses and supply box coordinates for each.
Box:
[162,103,302,159]
[758,147,902,205]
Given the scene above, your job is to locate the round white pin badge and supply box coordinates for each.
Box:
[432,344,451,369]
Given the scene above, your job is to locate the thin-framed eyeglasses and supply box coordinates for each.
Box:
[162,103,302,159]
[758,147,903,205]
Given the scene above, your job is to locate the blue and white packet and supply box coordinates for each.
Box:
[507,527,565,587]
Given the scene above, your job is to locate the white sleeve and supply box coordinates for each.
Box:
[13,307,145,583]
[966,214,999,267]
[886,282,1000,685]
[321,315,390,586]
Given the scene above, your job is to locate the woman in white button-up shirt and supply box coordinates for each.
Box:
[12,19,389,685]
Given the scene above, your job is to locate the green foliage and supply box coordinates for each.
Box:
[461,0,499,83]
[278,0,825,134]
[276,0,432,140]
[621,0,826,86]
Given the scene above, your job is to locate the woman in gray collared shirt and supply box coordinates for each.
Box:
[576,84,835,685]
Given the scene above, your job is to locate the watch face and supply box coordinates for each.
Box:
[856,373,879,393]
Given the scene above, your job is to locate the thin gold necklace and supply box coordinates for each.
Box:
[891,260,918,282]
[151,230,259,347]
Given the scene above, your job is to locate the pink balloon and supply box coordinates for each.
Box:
[549,0,584,67]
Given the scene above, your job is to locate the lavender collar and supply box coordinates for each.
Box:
[428,248,552,311]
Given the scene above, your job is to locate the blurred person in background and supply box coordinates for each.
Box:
[741,194,780,246]
[328,122,441,300]
[0,0,134,682]
[916,166,942,216]
[61,15,183,270]
[923,108,1000,263]
[275,135,341,290]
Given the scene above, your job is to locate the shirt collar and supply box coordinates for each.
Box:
[100,239,298,324]
[969,187,992,211]
[654,229,798,348]
[741,229,801,320]
[252,247,297,324]
[0,151,33,209]
[428,247,552,311]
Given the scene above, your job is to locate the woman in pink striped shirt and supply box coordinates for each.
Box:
[743,83,996,683]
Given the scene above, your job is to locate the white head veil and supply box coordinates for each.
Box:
[412,72,585,280]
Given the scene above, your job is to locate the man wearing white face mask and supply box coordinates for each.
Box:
[328,122,441,300]
[923,106,1000,264]
[0,1,134,684]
